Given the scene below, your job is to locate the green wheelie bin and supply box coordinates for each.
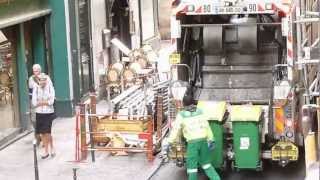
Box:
[198,101,227,170]
[231,105,262,171]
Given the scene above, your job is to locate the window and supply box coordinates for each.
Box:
[78,0,94,95]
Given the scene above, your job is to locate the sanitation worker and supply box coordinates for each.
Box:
[167,92,221,180]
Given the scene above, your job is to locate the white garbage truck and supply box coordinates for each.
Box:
[168,0,320,172]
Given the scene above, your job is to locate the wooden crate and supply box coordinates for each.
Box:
[96,118,149,133]
[91,116,150,144]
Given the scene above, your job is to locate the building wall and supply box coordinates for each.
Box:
[0,1,52,130]
[158,0,171,40]
[90,0,108,98]
[0,0,48,25]
[0,26,20,130]
[2,0,77,119]
[0,0,75,118]
[130,0,141,50]
[48,0,73,117]
[130,0,161,50]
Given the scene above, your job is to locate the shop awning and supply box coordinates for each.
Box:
[0,9,51,29]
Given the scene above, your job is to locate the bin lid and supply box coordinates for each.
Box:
[197,101,227,122]
[231,105,262,122]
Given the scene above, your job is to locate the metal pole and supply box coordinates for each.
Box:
[87,0,95,87]
[138,0,143,46]
[318,3,320,159]
[317,98,320,161]
[33,140,39,180]
[295,0,303,67]
[303,65,311,104]
[143,78,147,117]
[75,106,80,161]
[79,103,87,160]
[156,95,163,142]
[89,93,96,162]
[73,168,78,180]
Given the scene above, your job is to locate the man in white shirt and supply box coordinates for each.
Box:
[32,73,56,159]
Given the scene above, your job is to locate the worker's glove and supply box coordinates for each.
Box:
[208,141,215,151]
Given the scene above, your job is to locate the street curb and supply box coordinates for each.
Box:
[0,129,32,151]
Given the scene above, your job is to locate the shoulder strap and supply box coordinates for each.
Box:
[32,75,40,85]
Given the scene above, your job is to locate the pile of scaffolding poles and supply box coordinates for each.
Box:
[111,85,141,105]
[153,80,171,113]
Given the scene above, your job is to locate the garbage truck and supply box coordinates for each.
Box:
[168,0,320,171]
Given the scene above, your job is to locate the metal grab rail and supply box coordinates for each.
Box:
[170,64,192,83]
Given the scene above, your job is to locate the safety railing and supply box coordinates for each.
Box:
[74,93,156,162]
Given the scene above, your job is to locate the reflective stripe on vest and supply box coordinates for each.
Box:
[202,163,212,169]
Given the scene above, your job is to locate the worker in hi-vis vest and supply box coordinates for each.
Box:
[167,92,221,180]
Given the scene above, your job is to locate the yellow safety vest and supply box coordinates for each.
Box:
[168,108,214,143]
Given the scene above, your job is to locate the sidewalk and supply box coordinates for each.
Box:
[0,100,163,180]
[0,128,21,148]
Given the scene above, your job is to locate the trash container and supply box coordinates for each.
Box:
[198,101,227,169]
[231,105,262,170]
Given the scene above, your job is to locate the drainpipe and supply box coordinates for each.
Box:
[138,0,143,47]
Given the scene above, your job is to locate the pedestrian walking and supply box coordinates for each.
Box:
[29,64,52,95]
[28,64,53,145]
[32,73,56,159]
[167,91,221,180]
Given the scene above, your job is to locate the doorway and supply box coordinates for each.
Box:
[0,27,18,130]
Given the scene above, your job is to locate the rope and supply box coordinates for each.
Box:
[0,130,33,151]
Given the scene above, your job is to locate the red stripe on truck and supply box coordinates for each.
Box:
[196,6,202,13]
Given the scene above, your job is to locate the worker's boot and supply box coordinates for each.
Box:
[202,164,221,180]
[186,171,197,180]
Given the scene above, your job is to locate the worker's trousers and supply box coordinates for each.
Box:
[186,139,220,180]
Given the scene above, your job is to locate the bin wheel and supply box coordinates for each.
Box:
[221,160,227,171]
[231,161,239,172]
[176,158,184,167]
[256,161,263,171]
